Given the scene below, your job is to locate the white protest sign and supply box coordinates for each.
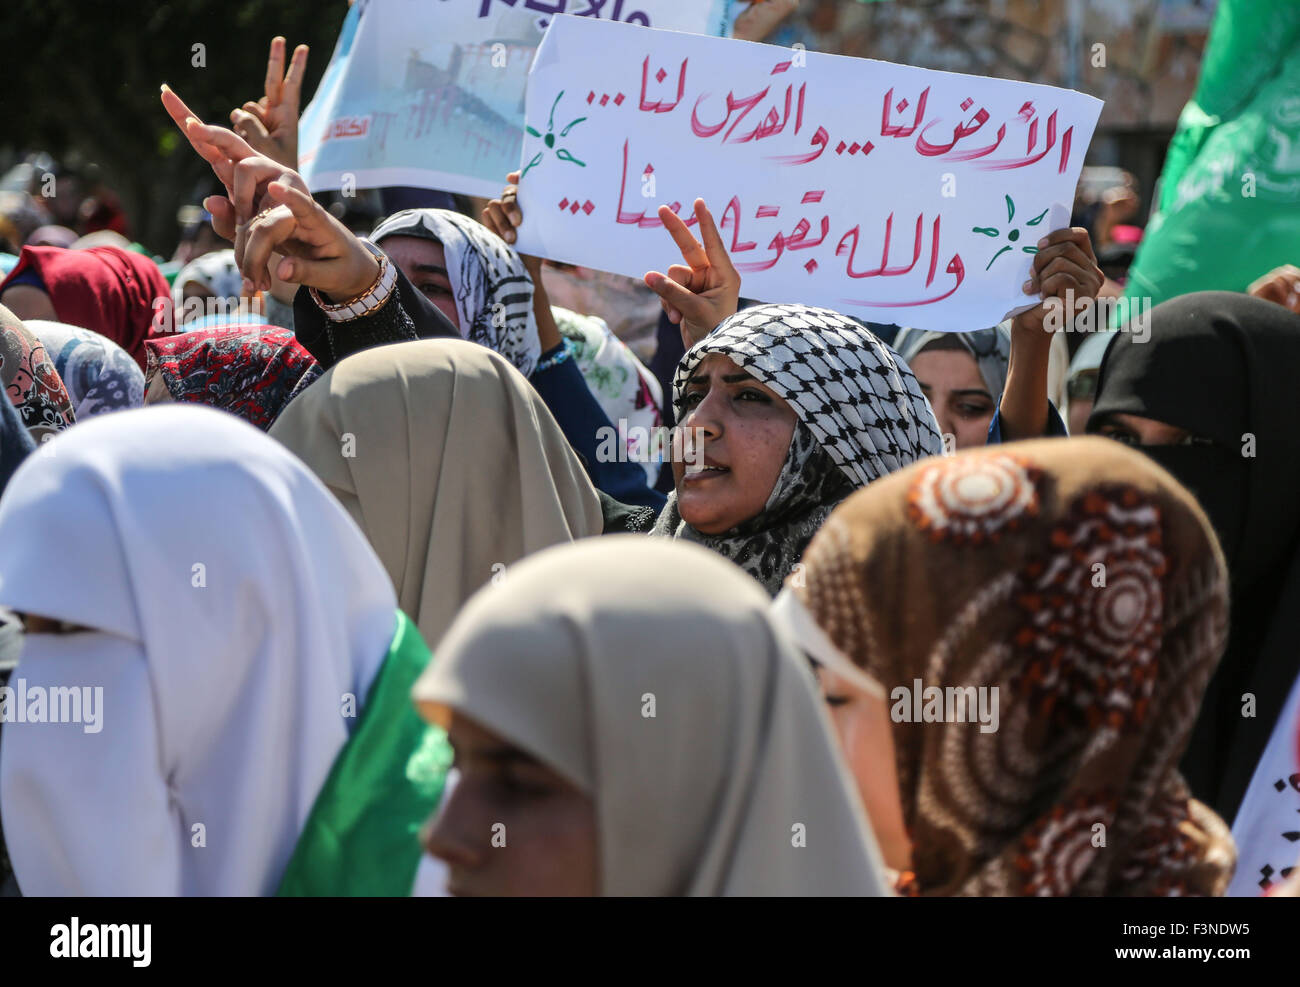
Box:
[514,16,1104,331]
[298,0,732,198]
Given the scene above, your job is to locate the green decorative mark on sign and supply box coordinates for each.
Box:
[973,194,1048,270]
[521,90,588,179]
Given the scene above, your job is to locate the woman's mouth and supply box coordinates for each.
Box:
[682,462,730,482]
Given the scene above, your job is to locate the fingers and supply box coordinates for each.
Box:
[272,254,333,288]
[265,178,321,224]
[645,270,706,323]
[1028,239,1102,296]
[265,36,286,106]
[660,205,708,271]
[693,199,737,280]
[1248,266,1300,311]
[283,44,309,107]
[501,185,522,227]
[644,273,681,323]
[243,202,305,291]
[482,200,517,244]
[1034,255,1102,304]
[160,84,204,133]
[230,108,271,148]
[202,195,238,242]
[182,122,237,190]
[1034,226,1097,263]
[241,205,298,292]
[239,101,269,124]
[666,263,701,293]
[232,155,296,220]
[506,171,521,185]
[190,121,260,163]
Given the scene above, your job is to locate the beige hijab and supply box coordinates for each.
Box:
[413,536,890,896]
[269,338,603,647]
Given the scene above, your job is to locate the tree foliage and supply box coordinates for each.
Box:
[8,0,347,251]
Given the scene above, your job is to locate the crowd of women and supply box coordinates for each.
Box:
[0,31,1297,898]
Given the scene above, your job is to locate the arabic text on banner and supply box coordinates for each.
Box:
[513,16,1103,332]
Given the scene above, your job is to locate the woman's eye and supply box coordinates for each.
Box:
[736,389,771,403]
[824,694,851,708]
[495,771,552,799]
[419,283,451,299]
[956,403,993,419]
[681,391,705,408]
[1101,429,1139,446]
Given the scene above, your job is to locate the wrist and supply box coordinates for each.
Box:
[323,253,381,304]
[311,241,397,321]
[1009,312,1056,344]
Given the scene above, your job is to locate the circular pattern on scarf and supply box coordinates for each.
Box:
[1117,787,1220,896]
[907,453,1041,545]
[1014,486,1166,732]
[1013,790,1116,896]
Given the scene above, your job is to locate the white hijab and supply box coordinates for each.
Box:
[0,405,398,895]
[414,536,890,896]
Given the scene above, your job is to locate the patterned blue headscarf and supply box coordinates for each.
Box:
[24,320,144,419]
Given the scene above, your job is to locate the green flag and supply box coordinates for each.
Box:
[1118,0,1300,324]
[277,610,452,896]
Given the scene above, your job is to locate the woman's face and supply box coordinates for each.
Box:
[422,712,598,896]
[1091,412,1191,446]
[672,353,797,535]
[377,235,459,329]
[816,665,912,872]
[908,347,995,450]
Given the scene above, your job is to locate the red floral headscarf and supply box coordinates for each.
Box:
[144,325,321,431]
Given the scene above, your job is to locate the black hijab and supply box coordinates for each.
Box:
[1088,291,1300,822]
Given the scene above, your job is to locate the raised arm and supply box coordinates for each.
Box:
[998,227,1103,441]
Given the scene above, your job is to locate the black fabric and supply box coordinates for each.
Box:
[291,265,458,370]
[597,489,658,534]
[1088,290,1300,821]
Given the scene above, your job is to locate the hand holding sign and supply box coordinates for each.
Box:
[1012,227,1103,336]
[643,199,740,349]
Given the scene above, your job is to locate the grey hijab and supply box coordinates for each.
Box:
[893,323,1013,399]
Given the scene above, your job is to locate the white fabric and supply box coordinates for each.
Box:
[0,405,398,896]
[1227,670,1300,896]
[770,586,884,700]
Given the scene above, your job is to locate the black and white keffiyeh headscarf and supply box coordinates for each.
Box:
[370,209,541,376]
[651,303,944,594]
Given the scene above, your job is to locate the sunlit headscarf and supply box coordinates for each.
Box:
[370,209,541,376]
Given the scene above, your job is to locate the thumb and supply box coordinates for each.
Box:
[203,195,237,242]
[645,271,705,321]
[274,254,336,289]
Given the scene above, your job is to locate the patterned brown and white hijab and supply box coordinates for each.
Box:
[792,436,1236,896]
